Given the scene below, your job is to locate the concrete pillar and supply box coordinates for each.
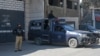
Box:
[63,0,67,16]
[25,0,31,40]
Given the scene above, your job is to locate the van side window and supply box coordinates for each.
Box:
[31,23,36,26]
[54,26,63,32]
[30,22,42,30]
[31,22,41,26]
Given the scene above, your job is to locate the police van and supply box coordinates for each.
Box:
[28,19,99,48]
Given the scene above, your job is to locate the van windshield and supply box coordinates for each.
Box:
[63,25,74,31]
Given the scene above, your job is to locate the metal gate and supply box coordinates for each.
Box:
[0,9,24,43]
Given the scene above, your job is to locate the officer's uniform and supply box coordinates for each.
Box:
[13,25,23,52]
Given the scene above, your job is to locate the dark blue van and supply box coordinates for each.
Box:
[28,19,99,48]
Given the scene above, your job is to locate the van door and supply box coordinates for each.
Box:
[51,25,66,45]
[41,20,50,43]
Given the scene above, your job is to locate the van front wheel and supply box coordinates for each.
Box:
[68,38,78,48]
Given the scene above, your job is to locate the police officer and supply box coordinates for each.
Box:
[48,10,56,19]
[13,24,24,52]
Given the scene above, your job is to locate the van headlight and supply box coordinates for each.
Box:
[80,34,87,37]
[82,34,87,37]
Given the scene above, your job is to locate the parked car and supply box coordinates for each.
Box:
[28,19,99,48]
[79,24,100,38]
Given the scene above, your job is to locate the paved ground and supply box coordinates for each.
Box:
[0,41,100,56]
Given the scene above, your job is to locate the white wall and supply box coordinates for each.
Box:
[0,0,24,11]
[29,0,44,19]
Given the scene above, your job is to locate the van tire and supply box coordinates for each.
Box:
[35,38,42,45]
[68,38,78,48]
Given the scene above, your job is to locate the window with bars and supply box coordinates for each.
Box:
[67,0,72,9]
[67,0,78,10]
[49,0,63,7]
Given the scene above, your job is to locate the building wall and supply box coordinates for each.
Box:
[66,9,78,17]
[45,0,79,18]
[47,6,64,17]
[25,0,44,40]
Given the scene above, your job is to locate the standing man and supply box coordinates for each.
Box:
[47,10,56,19]
[13,24,24,52]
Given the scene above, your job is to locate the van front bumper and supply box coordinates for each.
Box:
[81,37,99,45]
